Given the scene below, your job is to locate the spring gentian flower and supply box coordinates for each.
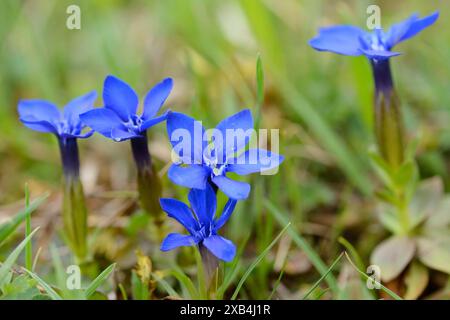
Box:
[309,12,438,167]
[18,91,97,260]
[166,109,284,200]
[80,75,172,220]
[160,183,237,262]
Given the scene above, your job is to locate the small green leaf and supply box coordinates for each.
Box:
[417,237,450,274]
[409,177,443,229]
[404,261,429,300]
[370,236,416,282]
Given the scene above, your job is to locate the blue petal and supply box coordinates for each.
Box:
[64,91,97,128]
[18,100,61,134]
[167,112,205,164]
[309,25,366,56]
[168,164,209,189]
[212,175,250,200]
[386,12,439,49]
[360,49,401,60]
[142,78,173,121]
[103,75,139,121]
[80,108,127,140]
[139,111,169,131]
[160,198,198,234]
[203,235,236,262]
[20,119,59,135]
[188,183,216,226]
[214,199,237,231]
[110,127,141,142]
[215,109,253,163]
[160,233,198,251]
[228,149,284,175]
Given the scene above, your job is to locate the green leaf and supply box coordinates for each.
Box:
[425,196,450,229]
[85,263,116,299]
[0,195,47,246]
[0,228,39,283]
[370,236,416,282]
[378,206,402,235]
[417,237,450,274]
[404,261,429,300]
[255,54,264,129]
[170,268,198,299]
[409,177,443,229]
[231,222,290,300]
[22,268,62,300]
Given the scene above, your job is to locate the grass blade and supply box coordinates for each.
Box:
[231,223,290,300]
[85,263,116,299]
[344,252,402,300]
[24,184,32,271]
[22,268,62,300]
[264,200,339,295]
[302,252,344,300]
[0,194,47,245]
[0,228,39,282]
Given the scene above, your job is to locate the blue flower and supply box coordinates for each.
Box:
[166,110,284,200]
[80,75,172,142]
[309,12,439,61]
[18,91,97,139]
[160,184,237,262]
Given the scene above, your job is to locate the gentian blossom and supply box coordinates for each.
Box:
[166,109,284,200]
[18,91,97,260]
[309,12,438,167]
[160,183,237,262]
[80,75,172,219]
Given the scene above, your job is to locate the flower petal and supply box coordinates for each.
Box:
[168,164,209,189]
[214,199,237,231]
[188,183,216,226]
[160,233,198,251]
[309,25,366,56]
[64,91,97,128]
[142,78,173,120]
[167,112,205,164]
[160,198,198,234]
[359,49,401,60]
[20,119,59,134]
[110,127,141,142]
[80,108,127,139]
[103,75,139,121]
[228,149,284,175]
[215,109,253,163]
[139,111,169,131]
[386,12,439,49]
[212,175,250,200]
[18,100,61,133]
[203,235,236,262]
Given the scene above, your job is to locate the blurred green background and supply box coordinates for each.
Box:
[0,0,448,299]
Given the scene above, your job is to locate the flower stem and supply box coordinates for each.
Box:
[371,60,404,168]
[59,137,88,261]
[130,132,163,224]
[199,245,219,293]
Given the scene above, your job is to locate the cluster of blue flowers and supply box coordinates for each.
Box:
[18,75,284,262]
